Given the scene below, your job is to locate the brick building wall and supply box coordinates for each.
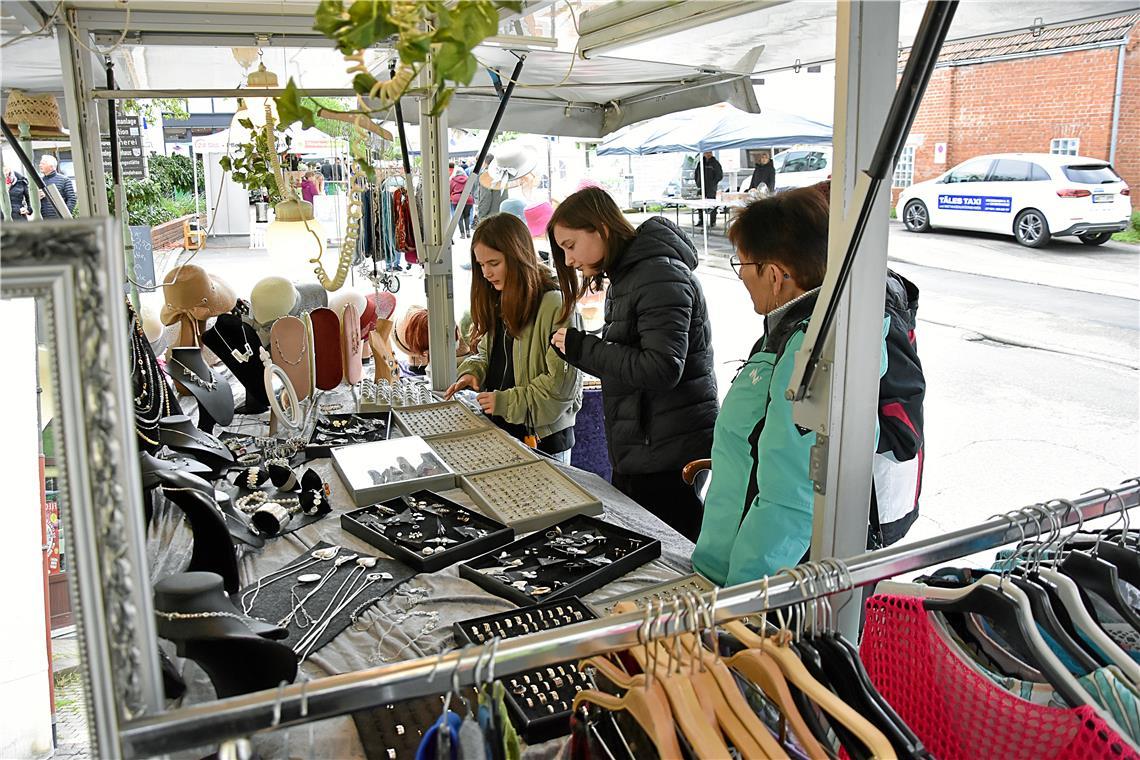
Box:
[893,25,1138,204]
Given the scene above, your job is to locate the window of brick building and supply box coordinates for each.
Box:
[892,145,916,188]
[1050,138,1080,156]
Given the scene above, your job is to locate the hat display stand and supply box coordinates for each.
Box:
[165,346,236,430]
[154,572,297,699]
[309,307,344,392]
[202,314,270,415]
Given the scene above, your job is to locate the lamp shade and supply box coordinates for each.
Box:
[231,62,280,130]
[265,199,324,259]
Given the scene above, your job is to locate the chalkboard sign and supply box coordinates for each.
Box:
[101,113,147,181]
[129,225,155,289]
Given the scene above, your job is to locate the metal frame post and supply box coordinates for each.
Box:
[802,0,899,638]
[58,10,109,217]
[421,62,458,391]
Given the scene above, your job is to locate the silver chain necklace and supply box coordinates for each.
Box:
[214,323,254,364]
[240,546,341,614]
[155,609,261,633]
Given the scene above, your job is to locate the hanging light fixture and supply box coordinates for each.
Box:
[266,196,325,260]
[232,56,280,131]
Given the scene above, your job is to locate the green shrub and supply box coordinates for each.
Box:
[148,154,201,196]
[1112,211,1139,245]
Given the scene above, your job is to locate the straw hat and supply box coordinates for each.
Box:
[159,265,237,326]
[3,90,69,141]
[479,143,538,191]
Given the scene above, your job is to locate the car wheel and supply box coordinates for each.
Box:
[1013,209,1050,248]
[1079,232,1113,246]
[903,200,931,232]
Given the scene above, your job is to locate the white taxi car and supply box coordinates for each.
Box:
[896,153,1131,247]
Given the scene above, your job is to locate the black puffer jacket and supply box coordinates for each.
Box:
[561,217,718,474]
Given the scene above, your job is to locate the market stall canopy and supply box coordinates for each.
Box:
[393,128,488,158]
[191,125,346,155]
[596,103,831,156]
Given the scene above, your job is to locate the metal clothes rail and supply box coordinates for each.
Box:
[121,478,1140,758]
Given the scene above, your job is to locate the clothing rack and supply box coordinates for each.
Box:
[120,478,1140,758]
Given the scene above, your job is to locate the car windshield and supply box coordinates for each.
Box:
[1062,164,1121,184]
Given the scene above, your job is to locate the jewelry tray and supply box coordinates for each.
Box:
[306,411,393,458]
[458,514,661,606]
[424,427,539,476]
[588,573,716,616]
[460,460,603,533]
[453,598,597,745]
[340,490,514,573]
[331,436,456,506]
[392,401,491,438]
[359,378,439,413]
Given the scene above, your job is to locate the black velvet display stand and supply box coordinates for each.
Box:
[239,541,414,656]
[159,414,235,472]
[167,346,235,434]
[155,572,296,699]
[203,314,270,415]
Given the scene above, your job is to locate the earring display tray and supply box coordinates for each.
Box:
[392,401,491,438]
[458,515,660,606]
[460,461,602,533]
[359,378,439,413]
[341,490,513,573]
[306,411,394,458]
[453,598,597,745]
[588,573,716,617]
[331,436,456,506]
[425,427,539,476]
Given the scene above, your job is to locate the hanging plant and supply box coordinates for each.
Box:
[275,0,522,146]
[218,117,290,205]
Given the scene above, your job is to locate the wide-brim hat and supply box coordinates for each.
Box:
[290,282,329,316]
[479,143,538,191]
[524,201,555,239]
[3,90,69,141]
[250,276,298,325]
[159,264,237,326]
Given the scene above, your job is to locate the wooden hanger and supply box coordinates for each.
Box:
[725,620,895,758]
[573,653,681,756]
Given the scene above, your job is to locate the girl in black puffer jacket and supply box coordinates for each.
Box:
[548,187,718,542]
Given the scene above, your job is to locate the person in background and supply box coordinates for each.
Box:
[445,213,582,463]
[693,150,723,228]
[547,187,718,541]
[449,161,474,239]
[319,158,333,182]
[37,154,77,219]
[747,151,776,193]
[475,155,506,225]
[300,171,320,205]
[5,166,30,221]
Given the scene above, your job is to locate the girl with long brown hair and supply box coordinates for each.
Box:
[546,187,718,541]
[445,213,581,460]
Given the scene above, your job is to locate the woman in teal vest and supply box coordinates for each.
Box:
[693,185,887,585]
[445,213,582,462]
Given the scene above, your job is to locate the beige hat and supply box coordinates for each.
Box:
[479,143,538,191]
[159,264,237,326]
[3,90,69,141]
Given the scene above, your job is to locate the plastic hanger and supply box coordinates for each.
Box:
[725,586,895,757]
[572,602,683,759]
[879,574,1095,708]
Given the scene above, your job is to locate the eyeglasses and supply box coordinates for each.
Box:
[729,254,761,279]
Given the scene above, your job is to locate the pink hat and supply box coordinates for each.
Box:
[524,201,555,238]
[576,179,601,191]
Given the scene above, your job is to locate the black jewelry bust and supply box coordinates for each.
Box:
[203,314,270,415]
[158,414,235,471]
[149,470,242,593]
[154,572,296,699]
[166,346,235,431]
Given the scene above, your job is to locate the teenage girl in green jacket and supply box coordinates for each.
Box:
[445,213,582,462]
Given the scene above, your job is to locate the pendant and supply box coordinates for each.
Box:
[232,347,253,363]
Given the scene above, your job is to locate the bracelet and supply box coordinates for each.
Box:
[237,453,261,465]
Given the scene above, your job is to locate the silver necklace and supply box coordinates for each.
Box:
[155,609,260,633]
[295,566,392,662]
[278,554,358,628]
[163,427,226,452]
[215,324,254,364]
[273,337,307,366]
[240,546,340,614]
[169,356,218,391]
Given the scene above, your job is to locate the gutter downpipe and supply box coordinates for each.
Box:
[1109,36,1127,165]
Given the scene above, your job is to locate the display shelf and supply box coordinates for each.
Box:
[331,436,455,506]
[340,490,513,573]
[359,378,439,413]
[461,461,602,533]
[425,427,539,475]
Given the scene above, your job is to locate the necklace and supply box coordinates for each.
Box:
[240,546,341,614]
[234,490,300,514]
[272,337,307,366]
[169,356,218,391]
[155,609,262,633]
[278,554,358,628]
[163,427,226,452]
[214,323,254,364]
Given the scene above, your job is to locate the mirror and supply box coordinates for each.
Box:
[1,220,162,758]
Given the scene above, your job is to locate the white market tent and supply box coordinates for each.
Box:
[2,2,1137,756]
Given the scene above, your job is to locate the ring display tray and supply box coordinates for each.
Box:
[359,378,438,413]
[306,411,393,458]
[425,427,539,476]
[341,490,513,573]
[461,461,603,533]
[588,573,716,616]
[392,400,490,438]
[458,514,660,606]
[453,598,597,745]
[331,436,456,506]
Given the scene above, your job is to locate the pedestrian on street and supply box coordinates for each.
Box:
[319,158,333,182]
[747,151,776,193]
[693,150,723,228]
[300,171,320,204]
[547,186,718,541]
[37,154,77,219]
[5,166,30,221]
[449,161,474,239]
[445,213,582,463]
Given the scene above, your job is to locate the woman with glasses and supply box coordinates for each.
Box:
[693,185,888,585]
[546,187,718,542]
